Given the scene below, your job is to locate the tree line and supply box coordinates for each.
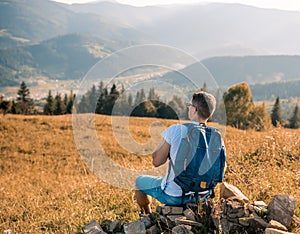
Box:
[0,81,299,130]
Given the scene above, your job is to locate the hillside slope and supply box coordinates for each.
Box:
[0,115,299,233]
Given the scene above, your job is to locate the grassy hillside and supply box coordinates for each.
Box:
[0,115,299,233]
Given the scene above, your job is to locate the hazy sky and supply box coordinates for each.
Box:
[53,0,300,12]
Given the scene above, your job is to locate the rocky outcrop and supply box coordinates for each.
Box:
[76,183,299,234]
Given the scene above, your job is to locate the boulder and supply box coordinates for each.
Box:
[124,220,146,234]
[268,195,296,227]
[220,182,249,203]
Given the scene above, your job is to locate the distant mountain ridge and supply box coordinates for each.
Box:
[1,0,300,100]
[0,0,149,48]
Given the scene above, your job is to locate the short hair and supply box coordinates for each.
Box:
[192,91,216,120]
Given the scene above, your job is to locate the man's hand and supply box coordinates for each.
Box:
[152,140,170,167]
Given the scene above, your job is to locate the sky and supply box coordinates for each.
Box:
[53,0,300,12]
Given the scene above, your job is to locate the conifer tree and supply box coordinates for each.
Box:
[288,104,299,129]
[66,91,75,114]
[17,81,33,115]
[88,84,98,113]
[44,90,55,115]
[271,97,282,127]
[78,95,89,113]
[54,93,65,115]
[128,93,133,108]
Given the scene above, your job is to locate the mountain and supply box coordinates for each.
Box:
[0,33,117,87]
[1,0,300,100]
[0,0,149,48]
[63,2,300,58]
[202,55,300,86]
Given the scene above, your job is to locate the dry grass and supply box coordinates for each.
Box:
[0,114,299,233]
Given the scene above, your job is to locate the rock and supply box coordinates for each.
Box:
[183,209,196,221]
[264,228,294,234]
[160,214,176,229]
[140,216,152,229]
[223,197,249,219]
[162,206,184,215]
[156,206,163,214]
[82,220,107,234]
[268,195,296,227]
[220,182,249,203]
[109,220,122,233]
[100,220,111,232]
[249,212,269,229]
[146,224,161,234]
[175,217,203,227]
[172,225,194,234]
[254,201,268,207]
[267,220,288,232]
[167,215,185,222]
[124,220,146,234]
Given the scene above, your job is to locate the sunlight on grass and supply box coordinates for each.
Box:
[0,114,299,233]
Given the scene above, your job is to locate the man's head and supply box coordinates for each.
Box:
[191,91,216,121]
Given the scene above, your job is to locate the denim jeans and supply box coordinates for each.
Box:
[136,175,200,205]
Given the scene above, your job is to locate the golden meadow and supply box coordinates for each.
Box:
[0,114,299,233]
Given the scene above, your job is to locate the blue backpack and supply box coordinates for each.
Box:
[169,123,226,198]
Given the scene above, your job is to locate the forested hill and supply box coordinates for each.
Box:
[202,55,300,86]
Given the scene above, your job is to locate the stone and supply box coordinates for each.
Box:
[82,220,107,234]
[254,201,268,207]
[140,216,152,229]
[267,220,288,232]
[249,212,269,229]
[109,220,122,233]
[264,228,294,234]
[167,215,185,222]
[183,209,196,221]
[172,225,194,234]
[146,224,161,234]
[223,197,249,219]
[268,195,296,227]
[220,182,249,203]
[124,220,146,234]
[155,206,163,214]
[100,220,111,232]
[175,217,203,227]
[162,206,184,215]
[160,215,176,229]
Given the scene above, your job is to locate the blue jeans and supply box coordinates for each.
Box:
[136,175,199,206]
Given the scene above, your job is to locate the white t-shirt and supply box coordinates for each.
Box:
[160,123,191,197]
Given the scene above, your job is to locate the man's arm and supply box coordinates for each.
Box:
[152,139,170,167]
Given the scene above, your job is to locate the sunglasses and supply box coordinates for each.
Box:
[186,103,195,108]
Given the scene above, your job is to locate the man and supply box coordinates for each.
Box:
[135,91,226,214]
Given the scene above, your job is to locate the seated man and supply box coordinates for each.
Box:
[135,91,226,214]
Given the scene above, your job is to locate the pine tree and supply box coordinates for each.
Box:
[17,81,33,115]
[88,84,98,113]
[128,93,133,108]
[44,90,55,115]
[78,95,89,113]
[271,97,282,127]
[54,93,65,115]
[148,88,159,101]
[66,91,75,114]
[288,104,299,129]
